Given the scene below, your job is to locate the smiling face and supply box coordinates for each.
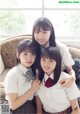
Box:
[40,57,56,76]
[16,39,37,68]
[17,50,36,68]
[40,47,62,83]
[34,28,51,47]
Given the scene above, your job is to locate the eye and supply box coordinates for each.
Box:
[41,58,46,61]
[35,31,39,33]
[43,31,46,33]
[31,53,36,56]
[24,53,27,55]
[49,59,53,62]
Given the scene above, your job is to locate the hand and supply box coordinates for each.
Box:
[31,79,41,92]
[59,76,74,88]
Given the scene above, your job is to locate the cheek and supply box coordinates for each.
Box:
[32,56,36,62]
[46,32,51,38]
[45,35,50,42]
[34,34,38,40]
[52,62,56,69]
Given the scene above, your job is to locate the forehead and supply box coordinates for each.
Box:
[22,48,36,53]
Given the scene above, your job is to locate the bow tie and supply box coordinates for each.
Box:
[24,68,35,81]
[44,77,54,88]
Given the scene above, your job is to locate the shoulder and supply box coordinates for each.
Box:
[56,41,70,55]
[4,66,19,80]
[7,66,18,75]
[56,41,68,50]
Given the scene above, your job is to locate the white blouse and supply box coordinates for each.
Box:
[4,64,34,100]
[36,72,80,113]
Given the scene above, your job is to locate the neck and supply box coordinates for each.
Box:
[41,42,49,48]
[46,71,53,76]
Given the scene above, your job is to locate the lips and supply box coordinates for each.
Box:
[43,67,50,70]
[26,62,32,64]
[38,40,44,43]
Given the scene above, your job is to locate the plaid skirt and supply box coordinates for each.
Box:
[10,99,36,114]
[72,59,80,89]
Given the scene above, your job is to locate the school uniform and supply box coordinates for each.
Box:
[36,71,80,114]
[4,64,36,114]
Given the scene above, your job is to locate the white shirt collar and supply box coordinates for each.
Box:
[44,73,54,82]
[18,64,29,75]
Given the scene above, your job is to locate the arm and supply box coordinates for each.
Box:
[66,66,75,79]
[59,66,75,87]
[35,96,43,114]
[7,79,41,110]
[70,99,80,114]
[58,43,75,87]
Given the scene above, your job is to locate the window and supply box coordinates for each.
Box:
[0,0,80,40]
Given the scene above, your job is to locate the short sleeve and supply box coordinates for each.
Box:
[4,69,18,94]
[65,83,80,100]
[56,41,74,70]
[59,72,80,100]
[61,44,74,66]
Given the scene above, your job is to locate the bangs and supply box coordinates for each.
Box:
[34,21,51,32]
[41,51,56,60]
[23,46,36,54]
[17,39,37,55]
[41,47,60,62]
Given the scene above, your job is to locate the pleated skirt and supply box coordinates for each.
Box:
[10,100,36,114]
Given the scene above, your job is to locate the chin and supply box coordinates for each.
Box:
[25,64,31,68]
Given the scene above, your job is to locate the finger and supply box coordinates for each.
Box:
[61,82,72,88]
[38,80,41,83]
[59,78,67,83]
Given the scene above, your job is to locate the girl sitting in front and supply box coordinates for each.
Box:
[4,39,41,114]
[36,47,80,114]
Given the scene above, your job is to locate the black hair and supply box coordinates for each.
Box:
[32,17,57,81]
[41,47,62,84]
[32,17,56,47]
[16,39,38,76]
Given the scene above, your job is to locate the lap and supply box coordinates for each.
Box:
[1,100,36,114]
[10,100,36,114]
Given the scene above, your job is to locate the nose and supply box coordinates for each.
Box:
[38,33,43,40]
[44,61,49,66]
[27,54,32,61]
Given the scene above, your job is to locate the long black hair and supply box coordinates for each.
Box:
[41,47,62,84]
[32,17,56,47]
[32,17,56,81]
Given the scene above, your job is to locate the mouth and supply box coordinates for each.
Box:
[43,67,50,71]
[26,62,32,64]
[38,40,44,43]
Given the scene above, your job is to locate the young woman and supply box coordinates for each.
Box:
[36,47,80,114]
[3,39,41,114]
[32,17,75,87]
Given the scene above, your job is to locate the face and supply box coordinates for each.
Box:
[17,50,36,68]
[34,28,51,47]
[41,57,56,75]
